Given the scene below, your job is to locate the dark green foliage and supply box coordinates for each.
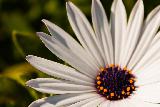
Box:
[0,77,34,107]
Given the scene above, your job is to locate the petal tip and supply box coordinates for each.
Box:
[41,19,52,26]
[26,55,33,61]
[134,0,143,8]
[138,0,144,6]
[25,80,32,87]
[66,1,74,8]
[41,19,47,23]
[66,0,71,4]
[66,1,70,6]
[26,79,38,88]
[36,32,43,36]
[36,32,47,39]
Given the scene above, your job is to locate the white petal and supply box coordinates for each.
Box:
[134,102,159,107]
[98,100,110,107]
[109,100,130,107]
[66,1,105,67]
[126,97,160,107]
[121,0,144,67]
[81,97,105,107]
[135,83,160,103]
[29,93,96,107]
[55,92,98,106]
[29,98,56,107]
[145,5,160,24]
[26,55,94,85]
[92,0,114,64]
[37,32,97,78]
[42,19,98,70]
[110,0,117,35]
[110,0,127,65]
[133,32,160,73]
[26,78,95,94]
[128,5,160,69]
[150,31,160,47]
[28,94,78,107]
[135,60,160,86]
[68,96,99,107]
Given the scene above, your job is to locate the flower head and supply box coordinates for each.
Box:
[26,0,160,106]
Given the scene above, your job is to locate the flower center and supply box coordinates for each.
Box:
[95,64,136,101]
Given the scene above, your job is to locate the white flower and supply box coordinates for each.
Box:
[26,0,160,106]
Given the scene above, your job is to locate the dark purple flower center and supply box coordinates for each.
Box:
[95,64,136,101]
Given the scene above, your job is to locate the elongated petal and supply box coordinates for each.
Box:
[26,78,95,94]
[121,0,144,67]
[133,101,159,107]
[150,31,160,46]
[29,93,97,107]
[66,1,105,67]
[67,97,99,107]
[26,55,94,85]
[92,0,114,64]
[127,97,159,107]
[28,94,77,107]
[110,0,127,65]
[81,97,105,107]
[135,83,160,103]
[110,0,117,35]
[109,100,130,107]
[135,60,160,86]
[42,19,98,70]
[128,5,160,69]
[133,32,160,73]
[98,100,110,107]
[55,92,98,106]
[145,5,160,24]
[107,97,160,107]
[37,32,97,78]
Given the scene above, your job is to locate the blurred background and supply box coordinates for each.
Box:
[0,0,159,107]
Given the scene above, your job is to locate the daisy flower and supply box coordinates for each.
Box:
[26,0,160,106]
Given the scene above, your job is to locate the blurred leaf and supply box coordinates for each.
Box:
[1,63,51,102]
[12,31,40,58]
[2,63,37,84]
[12,31,25,58]
[0,76,34,107]
[1,12,32,33]
[2,63,49,85]
[44,0,59,15]
[27,3,41,21]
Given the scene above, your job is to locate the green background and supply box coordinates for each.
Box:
[0,0,160,107]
